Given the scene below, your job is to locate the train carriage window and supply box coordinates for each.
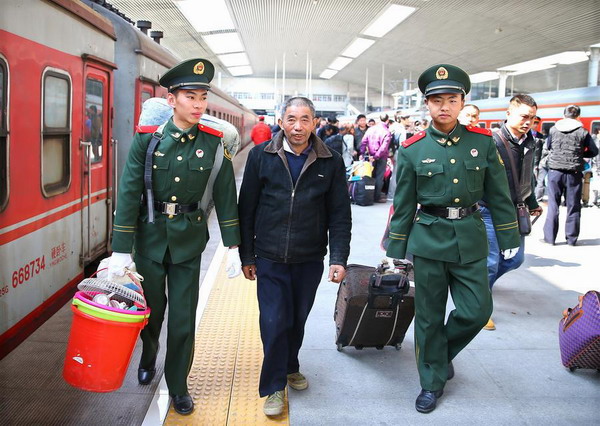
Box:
[542,121,555,137]
[141,89,152,106]
[85,78,104,163]
[0,59,7,211]
[42,71,71,196]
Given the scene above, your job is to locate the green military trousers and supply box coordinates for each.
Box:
[135,249,201,396]
[413,255,492,391]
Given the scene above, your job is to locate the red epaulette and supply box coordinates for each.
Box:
[136,125,159,133]
[465,125,492,136]
[198,123,224,138]
[402,131,426,148]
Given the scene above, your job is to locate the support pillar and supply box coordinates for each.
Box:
[588,47,600,87]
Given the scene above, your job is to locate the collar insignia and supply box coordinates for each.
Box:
[188,134,196,140]
[452,136,460,143]
[421,158,436,164]
[172,132,181,138]
[437,138,447,144]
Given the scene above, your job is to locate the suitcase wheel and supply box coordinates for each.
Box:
[376,345,384,350]
[355,345,364,350]
[569,366,577,372]
[395,343,402,351]
[336,343,343,352]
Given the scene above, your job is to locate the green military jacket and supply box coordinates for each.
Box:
[112,118,241,264]
[386,124,520,264]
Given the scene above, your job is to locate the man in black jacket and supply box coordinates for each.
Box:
[479,94,543,331]
[238,97,351,417]
[543,105,598,245]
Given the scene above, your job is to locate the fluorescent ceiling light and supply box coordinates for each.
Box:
[341,38,376,58]
[362,4,416,38]
[203,33,244,54]
[175,0,235,32]
[498,51,589,75]
[218,52,249,67]
[328,56,352,71]
[228,65,253,76]
[320,69,338,79]
[469,72,499,84]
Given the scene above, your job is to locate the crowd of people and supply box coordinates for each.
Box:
[106,57,598,419]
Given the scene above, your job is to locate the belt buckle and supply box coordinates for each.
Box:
[164,202,177,215]
[446,207,461,220]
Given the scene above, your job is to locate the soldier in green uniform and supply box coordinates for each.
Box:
[107,59,241,415]
[386,64,520,413]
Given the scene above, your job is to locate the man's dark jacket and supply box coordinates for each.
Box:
[547,118,598,172]
[482,125,539,210]
[239,130,352,266]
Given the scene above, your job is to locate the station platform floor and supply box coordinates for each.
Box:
[1,143,599,425]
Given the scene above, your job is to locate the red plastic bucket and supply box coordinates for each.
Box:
[63,304,147,392]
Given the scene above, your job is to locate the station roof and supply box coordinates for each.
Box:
[105,0,599,91]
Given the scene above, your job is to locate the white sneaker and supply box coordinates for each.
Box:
[263,390,285,416]
[287,372,308,390]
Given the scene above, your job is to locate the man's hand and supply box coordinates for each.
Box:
[501,247,519,259]
[242,264,257,281]
[328,265,346,283]
[225,247,242,278]
[530,206,543,216]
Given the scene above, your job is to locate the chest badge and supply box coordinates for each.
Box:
[470,149,479,157]
[195,149,204,158]
[421,158,436,164]
[154,151,165,157]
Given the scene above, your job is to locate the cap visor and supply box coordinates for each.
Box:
[425,87,464,97]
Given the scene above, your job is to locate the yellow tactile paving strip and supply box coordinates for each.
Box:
[165,259,289,425]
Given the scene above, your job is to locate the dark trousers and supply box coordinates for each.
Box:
[255,257,324,397]
[413,256,491,391]
[373,156,387,201]
[535,166,548,201]
[543,169,582,245]
[135,250,201,396]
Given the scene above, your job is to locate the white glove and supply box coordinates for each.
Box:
[225,247,242,278]
[108,252,133,279]
[501,247,519,260]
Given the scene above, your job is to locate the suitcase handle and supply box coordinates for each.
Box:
[367,273,409,309]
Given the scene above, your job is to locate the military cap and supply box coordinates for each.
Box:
[418,64,471,97]
[159,58,215,92]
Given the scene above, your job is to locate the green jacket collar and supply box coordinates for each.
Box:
[164,118,199,140]
[427,123,464,146]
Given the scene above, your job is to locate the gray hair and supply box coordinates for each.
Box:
[280,97,316,119]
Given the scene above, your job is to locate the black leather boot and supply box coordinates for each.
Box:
[415,389,444,413]
[172,394,194,415]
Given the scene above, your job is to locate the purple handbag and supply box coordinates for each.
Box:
[558,290,600,371]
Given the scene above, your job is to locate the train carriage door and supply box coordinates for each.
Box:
[81,64,111,264]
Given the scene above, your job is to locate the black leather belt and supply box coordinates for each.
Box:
[420,203,479,220]
[154,200,200,216]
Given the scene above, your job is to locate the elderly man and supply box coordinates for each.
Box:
[238,97,351,417]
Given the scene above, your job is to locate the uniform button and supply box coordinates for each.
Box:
[428,171,432,176]
[171,196,177,201]
[447,141,452,146]
[476,166,480,170]
[450,159,456,164]
[174,177,181,182]
[453,178,459,184]
[454,198,460,203]
[200,167,204,171]
[181,138,186,142]
[177,155,183,161]
[168,214,174,219]
[416,217,420,222]
[197,216,202,221]
[153,164,157,169]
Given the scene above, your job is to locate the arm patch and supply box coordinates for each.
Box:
[402,131,426,148]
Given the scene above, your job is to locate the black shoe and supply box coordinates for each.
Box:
[447,361,454,380]
[137,366,156,385]
[415,389,443,413]
[138,345,159,385]
[172,394,194,415]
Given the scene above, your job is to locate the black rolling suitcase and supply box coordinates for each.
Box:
[334,262,414,351]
